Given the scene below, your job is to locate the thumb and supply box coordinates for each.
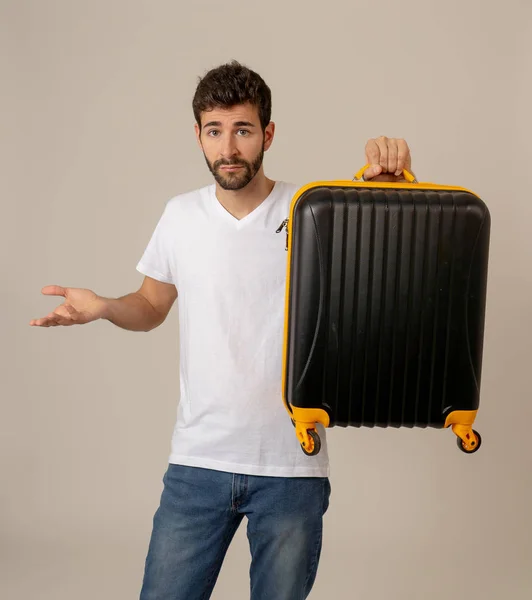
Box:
[362,164,382,180]
[41,285,67,297]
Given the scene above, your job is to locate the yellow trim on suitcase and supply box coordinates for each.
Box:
[280,174,483,454]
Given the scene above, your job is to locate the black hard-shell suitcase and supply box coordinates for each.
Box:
[278,165,490,456]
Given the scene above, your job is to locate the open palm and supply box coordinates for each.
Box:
[29,285,105,327]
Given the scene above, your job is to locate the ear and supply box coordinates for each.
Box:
[263,121,275,152]
[194,123,202,149]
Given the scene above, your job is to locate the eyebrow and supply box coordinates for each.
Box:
[202,120,256,129]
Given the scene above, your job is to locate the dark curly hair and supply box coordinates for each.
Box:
[192,60,272,131]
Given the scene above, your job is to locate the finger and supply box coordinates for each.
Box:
[43,315,60,327]
[35,320,52,327]
[47,316,70,327]
[29,317,45,326]
[63,304,78,317]
[53,304,75,319]
[63,304,80,323]
[375,137,389,171]
[29,318,49,326]
[396,139,410,175]
[31,312,71,327]
[31,317,57,327]
[41,285,67,297]
[362,164,383,180]
[51,312,74,326]
[366,173,399,182]
[388,139,399,175]
[365,139,381,166]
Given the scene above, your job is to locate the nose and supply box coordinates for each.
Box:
[220,133,239,159]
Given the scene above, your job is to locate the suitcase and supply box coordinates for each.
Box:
[277,164,490,456]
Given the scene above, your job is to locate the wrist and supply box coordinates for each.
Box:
[96,296,113,321]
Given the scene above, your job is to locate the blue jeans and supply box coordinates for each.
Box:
[139,464,331,600]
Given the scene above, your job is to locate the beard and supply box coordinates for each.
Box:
[203,146,265,191]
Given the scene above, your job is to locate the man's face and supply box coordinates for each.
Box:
[195,103,275,191]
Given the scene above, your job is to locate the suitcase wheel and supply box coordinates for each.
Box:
[456,429,482,454]
[300,429,321,456]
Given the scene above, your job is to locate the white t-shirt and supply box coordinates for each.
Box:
[136,181,329,478]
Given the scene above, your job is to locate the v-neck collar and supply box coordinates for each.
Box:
[210,182,280,229]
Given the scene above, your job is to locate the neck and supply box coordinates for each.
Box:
[214,170,276,220]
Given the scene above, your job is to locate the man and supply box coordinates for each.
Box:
[30,61,414,599]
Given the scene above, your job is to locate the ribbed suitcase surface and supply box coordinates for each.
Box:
[284,185,490,429]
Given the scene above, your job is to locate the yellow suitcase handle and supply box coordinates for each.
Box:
[353,163,418,184]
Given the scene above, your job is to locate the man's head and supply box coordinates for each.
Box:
[193,61,275,191]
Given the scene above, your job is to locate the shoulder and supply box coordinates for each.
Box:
[165,184,213,213]
[275,181,301,196]
[273,181,303,212]
[147,185,212,235]
[155,184,214,224]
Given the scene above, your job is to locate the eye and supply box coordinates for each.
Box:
[237,129,250,136]
[207,130,220,137]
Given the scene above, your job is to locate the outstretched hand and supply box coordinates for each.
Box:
[29,285,106,327]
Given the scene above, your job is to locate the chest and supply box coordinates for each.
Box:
[172,223,289,298]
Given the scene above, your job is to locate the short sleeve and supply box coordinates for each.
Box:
[136,202,174,284]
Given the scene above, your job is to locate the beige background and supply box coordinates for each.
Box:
[2,0,531,598]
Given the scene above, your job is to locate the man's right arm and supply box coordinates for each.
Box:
[102,276,178,332]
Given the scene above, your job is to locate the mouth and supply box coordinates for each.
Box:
[220,165,243,172]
